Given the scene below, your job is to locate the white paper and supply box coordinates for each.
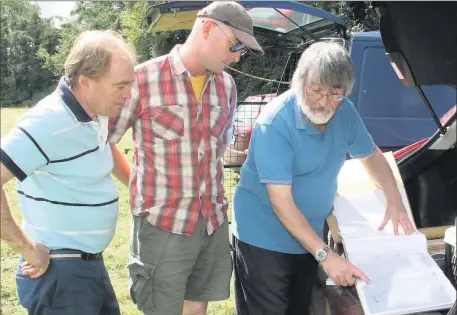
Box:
[356,253,456,315]
[327,252,456,311]
[333,187,456,315]
[333,188,414,239]
[342,233,426,264]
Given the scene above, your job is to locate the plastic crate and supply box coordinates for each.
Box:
[444,226,456,288]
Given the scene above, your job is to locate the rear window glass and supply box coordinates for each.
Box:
[248,8,323,33]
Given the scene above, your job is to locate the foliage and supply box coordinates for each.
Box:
[38,1,126,78]
[120,2,188,63]
[2,1,380,107]
[227,38,291,101]
[1,1,59,107]
[305,1,380,32]
[37,1,188,74]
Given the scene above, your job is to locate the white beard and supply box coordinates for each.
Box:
[295,91,336,125]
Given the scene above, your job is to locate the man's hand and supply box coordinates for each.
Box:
[359,147,416,236]
[378,201,416,236]
[21,242,50,278]
[321,251,371,287]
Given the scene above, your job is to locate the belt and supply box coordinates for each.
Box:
[49,249,103,260]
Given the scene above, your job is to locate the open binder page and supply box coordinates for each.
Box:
[336,153,405,197]
[333,188,414,239]
[334,193,457,315]
[341,233,426,264]
[354,252,456,315]
[332,153,456,315]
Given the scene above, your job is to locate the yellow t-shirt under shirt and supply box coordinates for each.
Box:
[189,73,207,102]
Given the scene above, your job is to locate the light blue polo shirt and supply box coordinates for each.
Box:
[0,78,119,254]
[231,90,375,254]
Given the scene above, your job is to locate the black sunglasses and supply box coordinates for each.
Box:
[214,22,248,55]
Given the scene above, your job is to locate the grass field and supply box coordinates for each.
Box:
[0,107,240,315]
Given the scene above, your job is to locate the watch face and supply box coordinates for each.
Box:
[316,250,326,261]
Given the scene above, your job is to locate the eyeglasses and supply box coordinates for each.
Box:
[214,23,248,56]
[305,89,345,102]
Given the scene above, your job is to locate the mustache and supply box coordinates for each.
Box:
[295,90,334,115]
[302,100,331,112]
[307,104,326,110]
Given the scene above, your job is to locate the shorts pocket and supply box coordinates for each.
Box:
[16,269,36,310]
[16,259,59,311]
[128,254,156,312]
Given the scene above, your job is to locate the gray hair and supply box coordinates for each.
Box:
[291,41,354,96]
[64,30,135,89]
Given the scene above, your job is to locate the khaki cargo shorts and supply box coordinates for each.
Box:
[128,213,232,315]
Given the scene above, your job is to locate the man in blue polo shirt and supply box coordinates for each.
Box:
[231,42,416,315]
[0,30,134,314]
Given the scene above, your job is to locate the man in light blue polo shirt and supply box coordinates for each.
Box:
[231,42,416,315]
[0,30,134,315]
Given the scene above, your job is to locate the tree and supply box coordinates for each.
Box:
[38,1,188,75]
[304,1,379,32]
[121,2,185,63]
[16,0,380,108]
[1,1,59,107]
[38,1,128,77]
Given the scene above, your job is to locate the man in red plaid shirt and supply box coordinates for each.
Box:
[109,2,263,314]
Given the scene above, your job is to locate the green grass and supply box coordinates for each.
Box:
[0,107,239,315]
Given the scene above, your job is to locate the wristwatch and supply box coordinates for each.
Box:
[315,245,332,262]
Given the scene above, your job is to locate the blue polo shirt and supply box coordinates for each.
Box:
[231,90,375,254]
[0,78,119,254]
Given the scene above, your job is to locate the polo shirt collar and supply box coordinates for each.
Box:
[57,77,92,123]
[168,45,216,80]
[293,94,322,135]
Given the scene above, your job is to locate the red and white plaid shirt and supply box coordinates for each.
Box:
[109,45,237,236]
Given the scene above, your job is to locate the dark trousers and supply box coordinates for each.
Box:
[233,236,318,315]
[16,249,120,315]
